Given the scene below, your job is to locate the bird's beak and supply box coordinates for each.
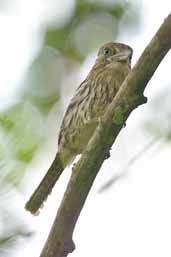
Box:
[112,48,133,64]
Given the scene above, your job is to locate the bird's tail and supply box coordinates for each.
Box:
[25,152,64,215]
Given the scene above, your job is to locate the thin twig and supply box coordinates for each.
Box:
[98,136,160,193]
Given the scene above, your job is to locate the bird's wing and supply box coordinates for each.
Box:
[58,79,91,145]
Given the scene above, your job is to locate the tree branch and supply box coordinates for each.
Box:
[40,14,171,257]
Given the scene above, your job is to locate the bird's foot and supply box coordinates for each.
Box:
[105,151,111,159]
[123,122,126,128]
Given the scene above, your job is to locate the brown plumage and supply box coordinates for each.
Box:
[25,42,133,214]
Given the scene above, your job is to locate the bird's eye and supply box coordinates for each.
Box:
[103,48,110,55]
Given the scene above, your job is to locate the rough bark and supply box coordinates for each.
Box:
[40,14,171,257]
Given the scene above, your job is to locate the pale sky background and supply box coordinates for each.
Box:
[0,1,171,257]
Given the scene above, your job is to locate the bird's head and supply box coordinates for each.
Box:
[97,42,133,66]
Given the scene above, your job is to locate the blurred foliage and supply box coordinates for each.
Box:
[23,47,63,114]
[45,0,140,61]
[0,0,141,187]
[0,184,34,257]
[0,1,141,255]
[0,46,65,187]
[0,101,43,185]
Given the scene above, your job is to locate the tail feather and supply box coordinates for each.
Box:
[25,152,64,215]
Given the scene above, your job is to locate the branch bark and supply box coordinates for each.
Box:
[40,14,171,257]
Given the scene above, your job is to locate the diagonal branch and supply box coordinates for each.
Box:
[40,14,171,257]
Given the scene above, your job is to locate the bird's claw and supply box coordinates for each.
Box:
[105,151,110,159]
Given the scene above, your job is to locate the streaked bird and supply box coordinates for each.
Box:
[25,42,133,214]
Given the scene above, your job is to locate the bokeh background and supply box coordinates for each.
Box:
[0,1,171,256]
